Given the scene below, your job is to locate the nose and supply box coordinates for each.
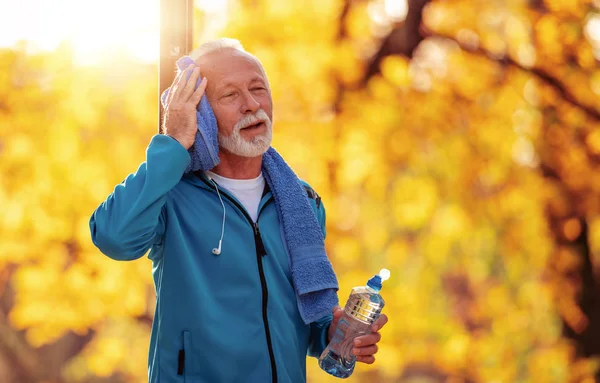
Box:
[240,91,260,114]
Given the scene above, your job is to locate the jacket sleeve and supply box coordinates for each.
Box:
[307,199,335,358]
[89,134,191,261]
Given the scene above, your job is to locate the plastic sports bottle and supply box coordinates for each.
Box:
[318,269,390,378]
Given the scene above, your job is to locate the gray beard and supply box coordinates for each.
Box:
[218,121,273,157]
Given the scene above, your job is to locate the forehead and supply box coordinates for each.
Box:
[196,49,267,89]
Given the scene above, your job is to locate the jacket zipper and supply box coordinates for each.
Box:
[200,176,278,383]
[253,222,277,383]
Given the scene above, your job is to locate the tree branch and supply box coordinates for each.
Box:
[363,0,431,82]
[328,0,354,196]
[421,28,600,121]
[0,306,45,382]
[0,268,96,382]
[567,219,600,356]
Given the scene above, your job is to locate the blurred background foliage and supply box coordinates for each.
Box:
[1,0,600,382]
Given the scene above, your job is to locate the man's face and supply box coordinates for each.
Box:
[197,49,273,157]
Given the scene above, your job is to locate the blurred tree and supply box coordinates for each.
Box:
[0,46,157,382]
[358,0,600,379]
[220,0,600,381]
[1,0,599,382]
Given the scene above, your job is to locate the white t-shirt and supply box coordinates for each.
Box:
[205,171,265,222]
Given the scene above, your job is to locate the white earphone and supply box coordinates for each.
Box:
[208,176,226,255]
[212,240,222,255]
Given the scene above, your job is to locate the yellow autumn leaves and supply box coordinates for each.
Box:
[1,0,600,381]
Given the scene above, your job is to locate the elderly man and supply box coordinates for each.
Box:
[90,38,387,383]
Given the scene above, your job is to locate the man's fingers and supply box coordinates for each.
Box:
[330,306,343,325]
[172,65,195,101]
[171,66,187,87]
[353,344,378,356]
[354,332,381,347]
[356,355,375,364]
[166,67,187,106]
[333,306,343,318]
[371,314,388,332]
[165,78,181,108]
[331,306,343,326]
[327,306,345,342]
[181,67,201,100]
[191,77,208,105]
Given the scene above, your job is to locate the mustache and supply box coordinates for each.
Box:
[234,110,271,131]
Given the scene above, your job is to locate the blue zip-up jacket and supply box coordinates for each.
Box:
[89,135,333,383]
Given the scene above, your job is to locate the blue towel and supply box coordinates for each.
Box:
[160,57,220,173]
[262,149,340,324]
[161,56,339,324]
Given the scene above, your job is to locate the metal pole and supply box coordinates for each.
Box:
[159,0,194,133]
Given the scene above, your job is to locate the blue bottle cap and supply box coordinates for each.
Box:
[367,275,383,291]
[366,269,390,292]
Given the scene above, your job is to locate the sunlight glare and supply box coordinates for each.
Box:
[384,0,408,22]
[1,0,159,65]
[195,0,230,42]
[584,13,600,59]
[196,0,228,13]
[70,0,159,65]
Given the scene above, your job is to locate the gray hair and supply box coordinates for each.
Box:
[190,38,247,60]
[191,37,268,82]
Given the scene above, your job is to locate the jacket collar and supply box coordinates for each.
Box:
[185,170,273,203]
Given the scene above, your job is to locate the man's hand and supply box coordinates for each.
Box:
[327,306,389,365]
[163,64,208,150]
